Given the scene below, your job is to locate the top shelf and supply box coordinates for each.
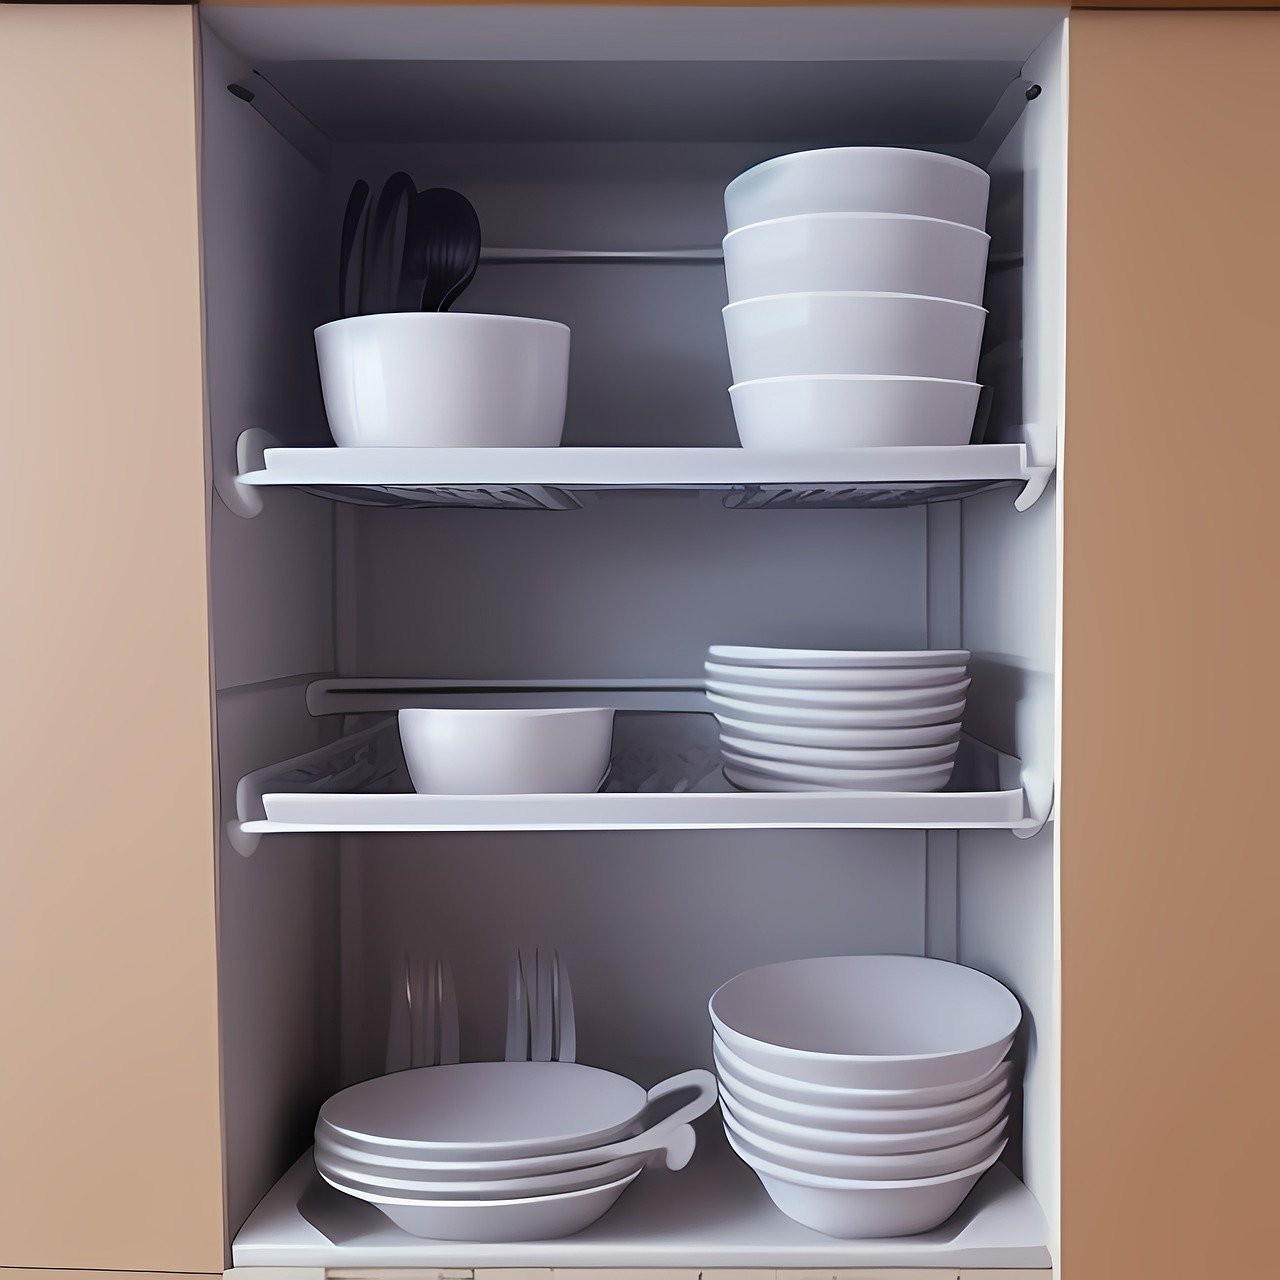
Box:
[233,436,1053,514]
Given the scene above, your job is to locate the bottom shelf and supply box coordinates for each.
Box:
[234,1140,1051,1270]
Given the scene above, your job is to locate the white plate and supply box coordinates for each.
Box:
[709,646,969,670]
[706,678,970,710]
[725,761,953,794]
[710,955,1021,1090]
[709,693,968,730]
[705,660,968,690]
[712,714,963,750]
[720,735,958,770]
[319,1166,641,1241]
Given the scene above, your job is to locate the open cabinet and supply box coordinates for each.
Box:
[199,6,1064,1273]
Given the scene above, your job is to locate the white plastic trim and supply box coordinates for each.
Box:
[219,428,284,518]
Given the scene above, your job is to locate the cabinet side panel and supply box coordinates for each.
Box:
[0,5,225,1271]
[1063,12,1278,1278]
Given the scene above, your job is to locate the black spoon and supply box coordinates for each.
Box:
[404,187,482,313]
[361,171,416,316]
[337,179,369,319]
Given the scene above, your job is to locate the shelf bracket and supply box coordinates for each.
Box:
[219,428,282,518]
[1014,466,1054,512]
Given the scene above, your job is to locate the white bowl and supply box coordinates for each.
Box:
[725,1127,1006,1239]
[319,1166,641,1241]
[715,1054,1013,1134]
[723,214,990,306]
[725,148,990,232]
[398,708,614,795]
[719,1089,1008,1156]
[712,715,963,751]
[707,692,968,730]
[316,312,570,448]
[714,1035,1010,1110]
[705,660,968,691]
[723,292,986,384]
[723,753,954,793]
[722,1103,1006,1181]
[709,646,970,670]
[706,678,970,710]
[720,735,958,770]
[730,375,980,450]
[709,955,1021,1089]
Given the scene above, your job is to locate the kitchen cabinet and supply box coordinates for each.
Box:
[0,5,1274,1280]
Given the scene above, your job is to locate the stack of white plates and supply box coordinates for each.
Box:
[710,956,1020,1238]
[313,1061,715,1240]
[706,645,971,792]
[721,147,991,449]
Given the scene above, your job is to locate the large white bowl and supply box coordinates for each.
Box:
[722,1103,1006,1181]
[725,148,990,232]
[316,312,570,448]
[720,735,957,771]
[713,714,963,751]
[730,375,980,450]
[707,692,968,730]
[706,678,970,710]
[714,1035,1010,1110]
[709,646,970,670]
[723,292,986,384]
[398,708,614,795]
[709,956,1021,1089]
[318,1166,641,1241]
[723,214,990,306]
[705,660,968,691]
[725,1127,1005,1239]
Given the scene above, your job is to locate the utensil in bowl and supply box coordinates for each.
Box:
[361,171,416,316]
[338,178,369,319]
[401,186,482,313]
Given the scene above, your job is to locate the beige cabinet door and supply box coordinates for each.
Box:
[1063,11,1277,1280]
[0,4,224,1271]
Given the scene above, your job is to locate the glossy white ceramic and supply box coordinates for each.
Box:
[706,678,970,710]
[707,692,968,730]
[723,292,986,383]
[723,214,990,307]
[315,312,570,448]
[709,955,1022,1089]
[724,147,990,232]
[705,660,968,690]
[722,752,954,792]
[709,646,970,669]
[718,735,958,770]
[711,714,964,751]
[730,375,981,450]
[398,708,614,795]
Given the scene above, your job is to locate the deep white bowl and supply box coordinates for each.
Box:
[725,1126,1006,1239]
[723,292,986,384]
[730,375,981,450]
[723,213,990,307]
[398,708,614,795]
[709,955,1021,1089]
[316,313,570,448]
[724,147,990,233]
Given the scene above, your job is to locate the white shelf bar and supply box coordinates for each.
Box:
[232,1146,1051,1269]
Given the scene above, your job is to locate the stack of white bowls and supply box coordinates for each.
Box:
[710,956,1020,1239]
[705,645,971,792]
[313,1061,715,1240]
[721,147,991,449]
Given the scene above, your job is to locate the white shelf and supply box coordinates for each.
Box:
[233,436,1054,514]
[232,1143,1051,1269]
[229,682,1041,854]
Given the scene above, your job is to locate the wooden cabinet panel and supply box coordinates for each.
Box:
[1063,12,1278,1280]
[0,5,224,1271]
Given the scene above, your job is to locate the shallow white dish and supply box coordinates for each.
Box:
[724,147,990,233]
[712,714,963,751]
[710,646,969,670]
[720,1089,1008,1156]
[709,955,1022,1089]
[723,292,986,384]
[722,752,954,793]
[318,1166,641,1241]
[723,213,990,307]
[715,1055,1013,1134]
[714,1035,1011,1109]
[719,735,958,770]
[316,313,570,449]
[705,660,968,691]
[724,1127,1006,1239]
[706,678,970,710]
[722,1104,1006,1181]
[398,708,614,795]
[708,692,967,730]
[730,375,981,450]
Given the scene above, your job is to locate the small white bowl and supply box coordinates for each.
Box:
[398,708,614,795]
[725,147,990,233]
[730,375,980,450]
[723,213,990,307]
[709,955,1021,1089]
[723,292,986,384]
[316,312,570,448]
[725,1126,1006,1239]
